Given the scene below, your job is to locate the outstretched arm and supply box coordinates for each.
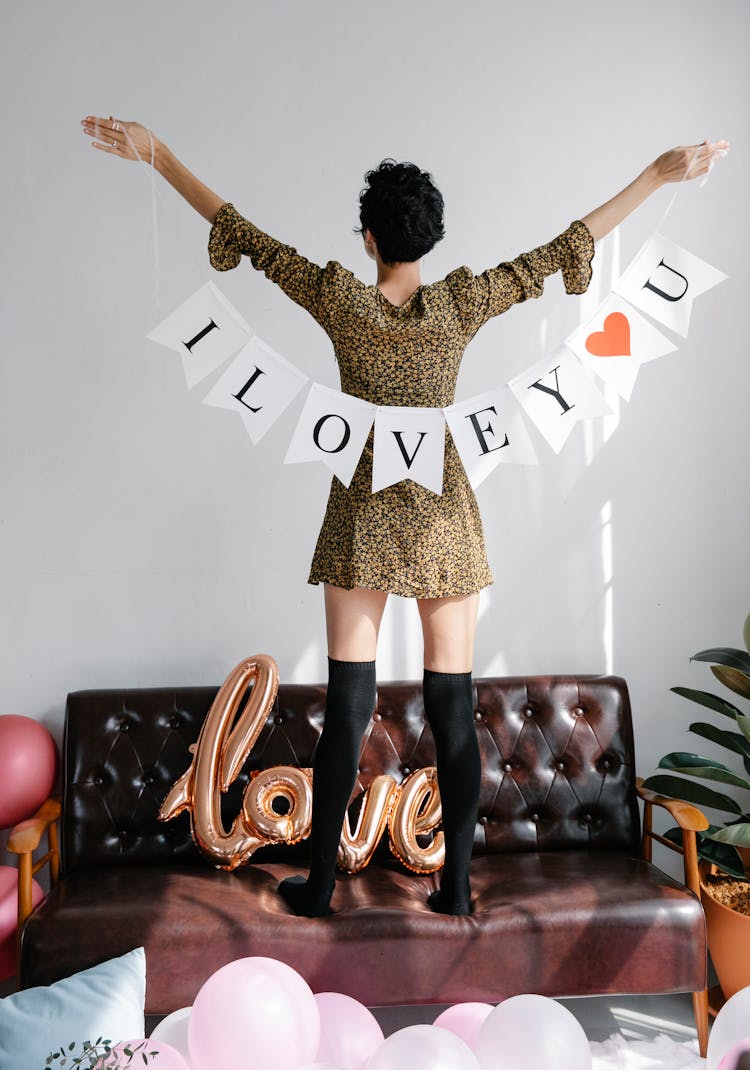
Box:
[580,139,729,242]
[80,115,225,221]
[80,115,338,331]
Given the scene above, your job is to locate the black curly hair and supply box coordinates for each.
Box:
[353,158,445,267]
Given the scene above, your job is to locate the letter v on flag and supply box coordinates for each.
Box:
[372,406,446,495]
[146,281,251,389]
[284,383,376,487]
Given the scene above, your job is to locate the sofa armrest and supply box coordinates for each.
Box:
[7,797,61,968]
[635,776,709,897]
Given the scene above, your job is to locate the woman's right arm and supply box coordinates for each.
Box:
[81,114,225,222]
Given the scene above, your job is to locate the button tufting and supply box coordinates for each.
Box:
[503,762,513,773]
[93,775,103,786]
[373,712,382,722]
[530,812,540,822]
[274,715,284,725]
[119,829,128,839]
[143,774,154,786]
[574,707,584,716]
[474,711,482,721]
[169,717,181,730]
[119,721,130,733]
[523,707,534,718]
[479,815,488,825]
[583,813,592,823]
[601,757,611,770]
[402,765,411,775]
[556,761,565,771]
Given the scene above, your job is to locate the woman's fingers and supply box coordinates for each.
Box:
[81,114,153,162]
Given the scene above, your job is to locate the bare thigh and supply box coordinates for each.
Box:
[324,584,389,662]
[417,592,480,673]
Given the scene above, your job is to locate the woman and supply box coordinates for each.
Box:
[80,116,726,916]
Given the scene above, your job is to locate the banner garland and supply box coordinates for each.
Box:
[147,231,727,495]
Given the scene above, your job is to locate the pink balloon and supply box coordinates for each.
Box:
[188,956,320,1070]
[110,1039,190,1069]
[718,1036,750,1070]
[0,715,58,828]
[433,1003,494,1050]
[0,865,44,980]
[315,992,384,1069]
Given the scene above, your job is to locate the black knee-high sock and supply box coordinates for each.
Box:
[278,657,376,916]
[422,669,481,915]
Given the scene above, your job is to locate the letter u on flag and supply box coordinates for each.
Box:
[284,383,376,487]
[612,233,727,338]
[147,281,251,389]
[372,406,446,495]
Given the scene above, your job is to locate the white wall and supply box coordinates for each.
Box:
[2,1,748,879]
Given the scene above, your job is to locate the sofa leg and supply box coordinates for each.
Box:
[692,988,709,1058]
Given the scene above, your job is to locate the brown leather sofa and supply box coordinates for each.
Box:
[14,674,710,1054]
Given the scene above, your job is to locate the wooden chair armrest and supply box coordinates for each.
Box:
[635,776,709,832]
[7,797,61,854]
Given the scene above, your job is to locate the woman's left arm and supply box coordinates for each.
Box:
[580,139,729,242]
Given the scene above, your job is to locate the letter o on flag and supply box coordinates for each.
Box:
[313,413,352,454]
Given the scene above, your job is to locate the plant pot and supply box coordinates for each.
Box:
[699,860,750,1001]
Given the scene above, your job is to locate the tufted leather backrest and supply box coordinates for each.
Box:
[61,675,641,875]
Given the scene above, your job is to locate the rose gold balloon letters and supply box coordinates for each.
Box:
[159,654,444,873]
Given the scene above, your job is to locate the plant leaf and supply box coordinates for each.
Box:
[671,687,745,720]
[658,752,750,791]
[712,665,750,700]
[705,822,750,848]
[692,647,750,674]
[641,773,742,813]
[696,835,747,878]
[689,722,750,758]
[736,714,750,745]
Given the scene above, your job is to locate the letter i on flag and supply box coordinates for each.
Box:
[284,384,376,487]
[372,406,446,494]
[612,233,727,338]
[444,386,538,489]
[146,281,251,388]
[201,336,309,443]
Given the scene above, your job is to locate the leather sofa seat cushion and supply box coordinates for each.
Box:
[22,852,705,1014]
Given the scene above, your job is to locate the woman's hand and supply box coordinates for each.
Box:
[652,139,730,185]
[80,114,159,164]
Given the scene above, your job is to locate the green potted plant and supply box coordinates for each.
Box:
[642,610,750,1005]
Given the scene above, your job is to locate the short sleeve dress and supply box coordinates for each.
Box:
[208,202,595,599]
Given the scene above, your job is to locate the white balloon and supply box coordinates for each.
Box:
[150,1007,192,1063]
[474,994,591,1070]
[296,1064,347,1069]
[707,984,750,1070]
[365,1024,480,1070]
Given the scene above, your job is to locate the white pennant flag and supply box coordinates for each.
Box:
[372,406,446,495]
[565,293,677,401]
[444,387,538,489]
[612,232,727,338]
[508,347,611,454]
[146,281,251,389]
[201,336,309,444]
[284,384,376,487]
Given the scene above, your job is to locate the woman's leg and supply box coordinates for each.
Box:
[278,584,388,916]
[417,592,482,915]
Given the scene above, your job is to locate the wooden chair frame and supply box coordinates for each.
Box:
[636,775,711,1057]
[7,785,711,1054]
[7,797,61,984]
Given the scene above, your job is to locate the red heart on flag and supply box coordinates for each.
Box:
[585,311,631,357]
